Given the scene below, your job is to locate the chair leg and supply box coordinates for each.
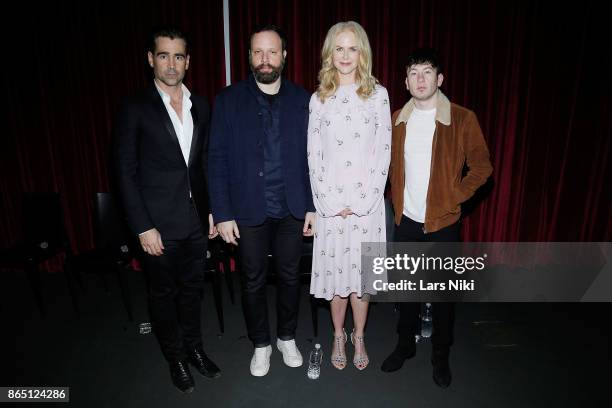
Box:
[211,269,224,333]
[100,272,110,294]
[64,260,80,318]
[222,256,235,305]
[115,263,134,322]
[310,295,318,338]
[72,259,84,289]
[26,264,45,317]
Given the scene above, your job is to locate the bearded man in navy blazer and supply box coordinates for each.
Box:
[114,27,220,394]
[208,25,316,377]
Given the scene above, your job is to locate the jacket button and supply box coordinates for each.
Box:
[258,172,264,177]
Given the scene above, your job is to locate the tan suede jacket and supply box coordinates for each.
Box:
[389,90,493,233]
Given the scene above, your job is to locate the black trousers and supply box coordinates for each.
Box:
[143,201,206,363]
[237,216,303,347]
[394,215,459,353]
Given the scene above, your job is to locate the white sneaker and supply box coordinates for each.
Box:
[250,345,272,377]
[276,339,303,367]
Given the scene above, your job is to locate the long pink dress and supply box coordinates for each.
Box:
[308,83,391,300]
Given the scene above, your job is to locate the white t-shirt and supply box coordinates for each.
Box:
[403,107,436,222]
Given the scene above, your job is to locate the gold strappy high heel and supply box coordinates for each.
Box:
[351,329,369,370]
[331,328,348,370]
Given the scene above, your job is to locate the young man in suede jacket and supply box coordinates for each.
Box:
[381,48,492,388]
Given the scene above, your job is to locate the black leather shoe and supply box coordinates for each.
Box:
[169,361,195,393]
[381,338,416,373]
[432,355,452,388]
[188,348,221,379]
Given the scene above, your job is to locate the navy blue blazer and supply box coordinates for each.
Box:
[208,75,315,226]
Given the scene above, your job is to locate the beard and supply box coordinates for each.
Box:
[160,75,182,87]
[250,58,285,84]
[157,68,184,87]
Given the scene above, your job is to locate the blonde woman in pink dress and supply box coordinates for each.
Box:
[307,21,391,371]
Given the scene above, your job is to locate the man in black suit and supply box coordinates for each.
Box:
[114,27,220,393]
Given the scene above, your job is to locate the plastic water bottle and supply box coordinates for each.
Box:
[139,322,152,335]
[307,344,323,379]
[421,303,433,338]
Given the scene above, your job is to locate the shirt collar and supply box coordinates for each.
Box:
[154,80,191,103]
[395,89,451,127]
[248,73,284,97]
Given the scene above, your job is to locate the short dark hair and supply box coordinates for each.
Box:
[149,26,189,54]
[406,48,443,75]
[249,24,287,51]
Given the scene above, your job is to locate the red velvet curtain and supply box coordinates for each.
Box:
[2,0,226,251]
[228,0,611,241]
[2,0,610,257]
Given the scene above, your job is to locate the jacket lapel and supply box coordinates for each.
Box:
[148,83,183,159]
[187,97,200,167]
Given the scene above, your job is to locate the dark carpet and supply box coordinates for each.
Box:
[1,267,608,407]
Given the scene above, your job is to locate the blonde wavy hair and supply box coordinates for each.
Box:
[316,21,377,102]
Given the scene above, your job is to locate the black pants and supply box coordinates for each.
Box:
[237,216,303,347]
[394,215,459,353]
[143,202,206,363]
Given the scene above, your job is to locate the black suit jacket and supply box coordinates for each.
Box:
[114,82,210,240]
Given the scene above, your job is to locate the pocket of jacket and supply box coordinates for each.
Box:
[447,187,463,213]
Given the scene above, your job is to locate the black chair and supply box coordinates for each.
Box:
[0,192,79,317]
[68,192,136,321]
[204,238,230,334]
[210,238,236,305]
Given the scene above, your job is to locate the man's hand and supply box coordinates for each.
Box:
[217,220,240,245]
[336,208,354,219]
[303,212,316,236]
[208,214,219,239]
[139,228,164,256]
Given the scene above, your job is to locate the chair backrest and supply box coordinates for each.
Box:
[93,192,131,250]
[23,192,65,252]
